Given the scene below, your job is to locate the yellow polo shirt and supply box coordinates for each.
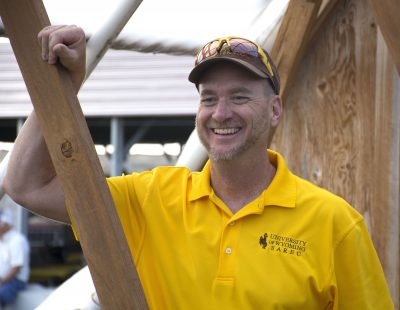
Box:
[106,150,393,309]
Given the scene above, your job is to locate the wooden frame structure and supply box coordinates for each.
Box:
[0,0,147,308]
[0,0,398,307]
[270,0,399,307]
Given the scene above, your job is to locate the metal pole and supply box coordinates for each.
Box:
[15,118,28,234]
[85,0,143,78]
[175,130,208,171]
[110,117,124,176]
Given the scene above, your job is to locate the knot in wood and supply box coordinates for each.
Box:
[61,140,74,158]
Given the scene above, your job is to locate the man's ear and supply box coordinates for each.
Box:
[270,95,283,127]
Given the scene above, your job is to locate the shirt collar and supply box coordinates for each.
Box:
[188,150,297,209]
[189,160,212,201]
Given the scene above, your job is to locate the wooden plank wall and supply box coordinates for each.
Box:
[271,0,399,306]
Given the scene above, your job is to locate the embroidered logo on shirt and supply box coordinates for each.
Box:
[259,232,307,256]
[259,233,268,249]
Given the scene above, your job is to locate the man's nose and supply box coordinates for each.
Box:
[212,100,233,122]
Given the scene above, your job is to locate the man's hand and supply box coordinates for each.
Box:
[0,266,21,286]
[38,25,86,92]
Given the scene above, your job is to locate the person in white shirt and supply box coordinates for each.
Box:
[0,208,30,307]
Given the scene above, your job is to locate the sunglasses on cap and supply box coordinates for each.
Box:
[195,36,275,78]
[191,36,279,94]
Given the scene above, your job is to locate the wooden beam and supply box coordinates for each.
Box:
[309,0,342,43]
[373,28,399,306]
[0,0,148,309]
[270,0,323,100]
[368,0,400,74]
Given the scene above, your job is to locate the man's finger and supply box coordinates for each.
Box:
[37,25,66,62]
[48,25,84,65]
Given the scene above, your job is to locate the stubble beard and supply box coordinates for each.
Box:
[195,117,269,162]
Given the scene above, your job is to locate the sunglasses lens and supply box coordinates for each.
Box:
[229,39,258,57]
[196,40,220,65]
[207,41,219,57]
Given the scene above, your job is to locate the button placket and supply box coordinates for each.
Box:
[216,219,242,279]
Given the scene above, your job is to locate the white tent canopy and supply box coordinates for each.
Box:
[0,0,289,119]
[39,0,288,54]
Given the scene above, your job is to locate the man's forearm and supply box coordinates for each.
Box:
[0,266,21,285]
[3,111,69,223]
[5,111,56,195]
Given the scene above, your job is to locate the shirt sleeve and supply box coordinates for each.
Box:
[69,172,150,262]
[106,172,151,261]
[333,219,394,309]
[9,236,26,268]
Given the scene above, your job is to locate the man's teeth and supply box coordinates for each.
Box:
[213,128,240,135]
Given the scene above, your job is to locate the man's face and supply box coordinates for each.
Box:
[196,63,280,161]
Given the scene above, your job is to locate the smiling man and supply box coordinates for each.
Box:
[3,26,394,309]
[0,209,30,308]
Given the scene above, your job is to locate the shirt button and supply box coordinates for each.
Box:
[229,221,235,226]
[225,247,232,255]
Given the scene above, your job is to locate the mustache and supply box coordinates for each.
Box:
[205,120,243,128]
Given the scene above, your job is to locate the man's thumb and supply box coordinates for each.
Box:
[52,43,79,71]
[53,43,71,59]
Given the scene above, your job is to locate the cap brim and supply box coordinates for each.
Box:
[188,57,269,84]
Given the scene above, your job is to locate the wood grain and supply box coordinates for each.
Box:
[271,0,398,303]
[309,0,342,44]
[0,0,148,308]
[373,28,398,309]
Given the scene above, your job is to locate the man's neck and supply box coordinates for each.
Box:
[210,151,276,214]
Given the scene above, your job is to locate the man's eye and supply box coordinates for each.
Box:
[201,98,216,106]
[232,96,249,104]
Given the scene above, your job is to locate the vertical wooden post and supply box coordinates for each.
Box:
[0,0,148,308]
[266,0,322,145]
[270,0,322,101]
[368,0,400,74]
